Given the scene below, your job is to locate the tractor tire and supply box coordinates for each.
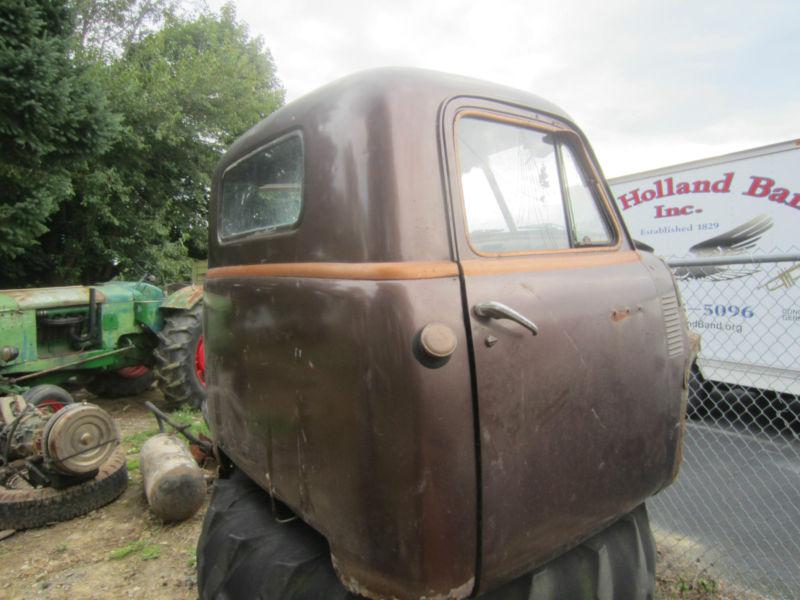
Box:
[22,384,74,413]
[197,469,655,600]
[0,446,128,530]
[154,304,206,409]
[86,368,155,399]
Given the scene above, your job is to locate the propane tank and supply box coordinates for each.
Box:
[140,433,206,522]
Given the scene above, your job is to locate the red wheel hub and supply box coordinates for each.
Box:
[36,399,67,414]
[195,335,206,386]
[117,365,150,378]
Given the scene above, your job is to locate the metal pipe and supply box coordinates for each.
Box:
[666,253,800,268]
[9,345,135,383]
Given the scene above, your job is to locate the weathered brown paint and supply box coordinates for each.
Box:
[205,68,692,599]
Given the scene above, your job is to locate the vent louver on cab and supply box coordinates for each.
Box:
[661,292,684,358]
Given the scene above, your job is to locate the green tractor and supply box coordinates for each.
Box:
[0,281,205,410]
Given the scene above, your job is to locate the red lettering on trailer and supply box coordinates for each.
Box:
[655,204,697,218]
[744,176,774,197]
[618,172,734,211]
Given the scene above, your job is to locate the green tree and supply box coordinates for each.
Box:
[5,3,284,285]
[0,0,118,284]
[72,0,180,55]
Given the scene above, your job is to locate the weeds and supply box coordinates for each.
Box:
[109,540,146,560]
[662,574,721,598]
[166,404,210,439]
[53,543,68,554]
[109,539,162,561]
[123,429,159,453]
[140,544,162,560]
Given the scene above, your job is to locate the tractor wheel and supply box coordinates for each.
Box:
[198,469,656,600]
[86,367,155,399]
[22,385,74,414]
[0,447,128,530]
[154,304,206,409]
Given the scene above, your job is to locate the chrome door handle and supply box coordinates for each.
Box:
[473,301,539,336]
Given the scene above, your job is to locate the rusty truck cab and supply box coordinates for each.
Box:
[204,68,693,599]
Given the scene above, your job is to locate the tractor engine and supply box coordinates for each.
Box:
[0,396,120,488]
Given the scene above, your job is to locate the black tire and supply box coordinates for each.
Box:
[154,304,206,409]
[197,469,655,600]
[22,384,74,413]
[0,446,128,530]
[483,504,655,600]
[197,470,357,600]
[86,369,155,399]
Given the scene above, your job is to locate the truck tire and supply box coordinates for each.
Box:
[22,384,74,413]
[482,504,656,600]
[154,304,206,409]
[0,446,128,530]
[197,469,655,600]
[86,367,155,399]
[197,469,357,600]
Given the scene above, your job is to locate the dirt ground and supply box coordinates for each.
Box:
[1,388,758,600]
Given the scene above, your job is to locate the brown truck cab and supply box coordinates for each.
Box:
[201,68,696,599]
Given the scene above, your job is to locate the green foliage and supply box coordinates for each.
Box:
[72,0,179,54]
[1,2,284,287]
[0,0,118,282]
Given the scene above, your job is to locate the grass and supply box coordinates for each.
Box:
[140,544,162,560]
[109,540,146,560]
[166,405,210,439]
[657,571,729,598]
[109,539,162,561]
[123,429,159,454]
[122,404,208,455]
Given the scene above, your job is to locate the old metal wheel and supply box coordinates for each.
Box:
[0,446,127,530]
[22,384,74,414]
[154,303,206,409]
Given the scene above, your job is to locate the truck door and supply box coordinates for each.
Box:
[444,105,686,591]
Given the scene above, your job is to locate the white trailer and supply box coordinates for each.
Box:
[609,140,800,395]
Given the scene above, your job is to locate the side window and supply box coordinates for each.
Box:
[220,133,303,240]
[456,116,614,254]
[560,144,611,246]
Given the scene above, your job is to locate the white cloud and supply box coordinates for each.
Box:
[211,0,800,176]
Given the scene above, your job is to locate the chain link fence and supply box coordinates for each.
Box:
[651,251,800,599]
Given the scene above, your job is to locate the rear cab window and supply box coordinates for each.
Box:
[456,116,615,255]
[220,132,304,241]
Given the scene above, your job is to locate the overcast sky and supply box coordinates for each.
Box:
[208,0,799,177]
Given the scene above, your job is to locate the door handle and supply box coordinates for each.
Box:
[473,301,539,336]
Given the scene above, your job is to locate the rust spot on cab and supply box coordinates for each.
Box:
[611,308,631,322]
